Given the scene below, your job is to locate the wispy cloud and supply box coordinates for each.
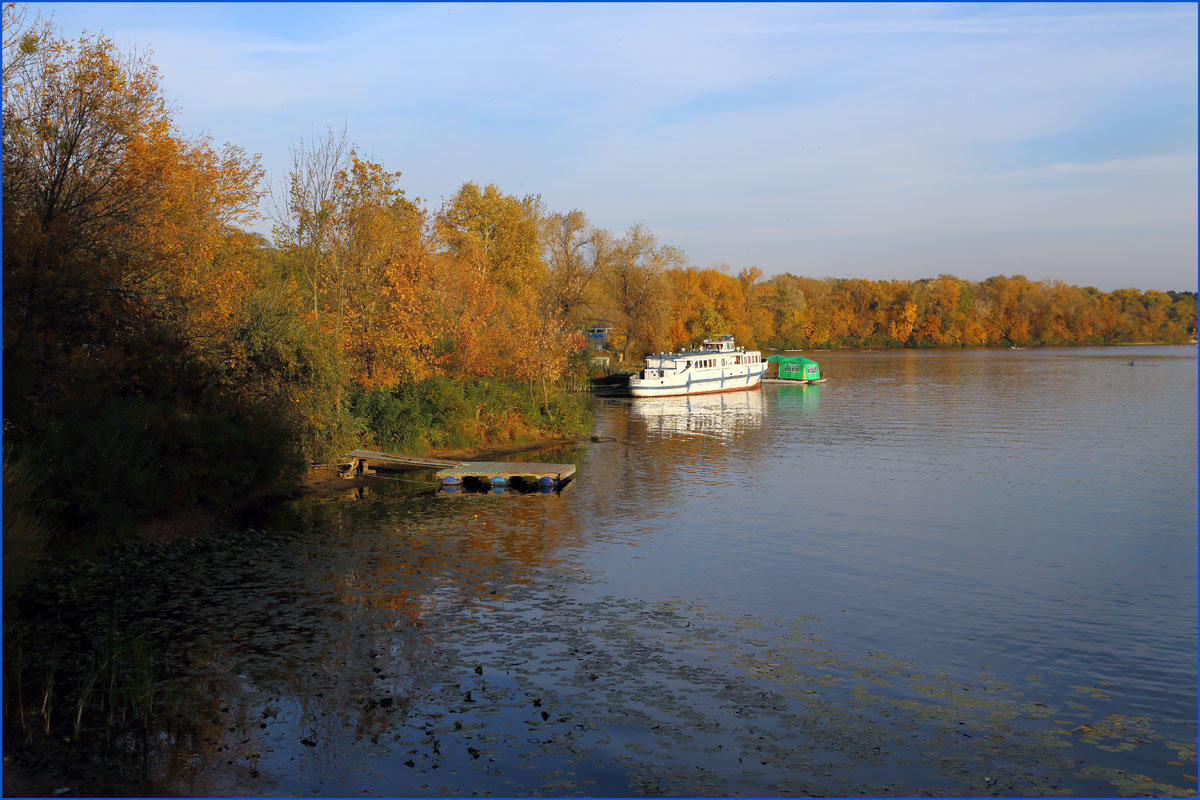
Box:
[35,2,1199,290]
[704,6,1198,37]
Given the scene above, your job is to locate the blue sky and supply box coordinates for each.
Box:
[35,2,1199,291]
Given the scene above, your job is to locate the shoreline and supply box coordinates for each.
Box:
[137,436,581,543]
[6,434,583,798]
[295,436,580,495]
[761,340,1194,352]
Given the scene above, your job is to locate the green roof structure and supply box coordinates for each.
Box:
[765,354,822,381]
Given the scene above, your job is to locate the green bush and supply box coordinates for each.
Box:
[14,394,297,540]
[354,375,591,455]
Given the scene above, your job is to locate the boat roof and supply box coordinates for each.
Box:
[647,346,748,359]
[766,354,819,366]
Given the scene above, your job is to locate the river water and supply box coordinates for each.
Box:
[31,346,1200,796]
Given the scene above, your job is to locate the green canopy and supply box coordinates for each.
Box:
[766,354,821,381]
[766,355,819,367]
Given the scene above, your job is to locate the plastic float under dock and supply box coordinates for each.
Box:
[435,461,576,486]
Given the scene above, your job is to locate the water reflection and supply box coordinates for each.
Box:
[774,383,819,415]
[164,487,595,795]
[626,389,764,440]
[7,347,1195,798]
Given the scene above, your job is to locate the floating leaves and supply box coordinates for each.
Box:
[11,482,1197,798]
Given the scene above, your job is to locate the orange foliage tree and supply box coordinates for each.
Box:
[326,156,433,389]
[2,22,264,410]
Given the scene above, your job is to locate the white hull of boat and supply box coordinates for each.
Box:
[628,363,767,397]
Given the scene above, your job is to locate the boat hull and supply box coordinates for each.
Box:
[628,364,767,397]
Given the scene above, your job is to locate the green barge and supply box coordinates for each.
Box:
[764,354,826,384]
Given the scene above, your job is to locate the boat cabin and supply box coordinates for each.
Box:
[636,335,762,380]
[766,355,821,381]
[702,334,737,352]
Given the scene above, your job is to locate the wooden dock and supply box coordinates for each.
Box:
[435,461,576,486]
[341,449,462,478]
[340,450,577,488]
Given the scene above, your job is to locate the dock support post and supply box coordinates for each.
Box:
[341,457,374,478]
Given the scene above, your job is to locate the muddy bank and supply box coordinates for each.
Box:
[132,436,581,542]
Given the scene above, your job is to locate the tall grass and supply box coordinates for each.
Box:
[73,614,160,739]
[6,606,165,744]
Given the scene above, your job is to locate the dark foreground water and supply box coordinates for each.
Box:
[14,347,1198,796]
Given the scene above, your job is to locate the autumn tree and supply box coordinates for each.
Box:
[541,209,610,327]
[600,225,682,362]
[436,181,546,290]
[0,19,326,535]
[271,125,349,315]
[427,182,544,388]
[736,266,776,345]
[2,24,263,414]
[326,155,433,389]
[2,2,52,107]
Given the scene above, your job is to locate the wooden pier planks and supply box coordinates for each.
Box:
[435,461,576,483]
[341,449,462,478]
[339,450,577,484]
[345,449,461,467]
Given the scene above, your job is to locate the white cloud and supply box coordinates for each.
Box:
[34,2,1200,291]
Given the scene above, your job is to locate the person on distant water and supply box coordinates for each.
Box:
[1128,360,1135,366]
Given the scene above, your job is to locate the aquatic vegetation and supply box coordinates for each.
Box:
[4,468,1196,797]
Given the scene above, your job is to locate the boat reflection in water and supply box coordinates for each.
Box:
[775,382,819,416]
[627,389,765,440]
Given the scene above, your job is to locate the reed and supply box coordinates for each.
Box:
[71,613,163,740]
[6,606,165,744]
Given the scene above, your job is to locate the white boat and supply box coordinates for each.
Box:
[627,334,767,397]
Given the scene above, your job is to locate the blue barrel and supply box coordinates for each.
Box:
[442,475,463,485]
[490,475,508,487]
[538,476,555,487]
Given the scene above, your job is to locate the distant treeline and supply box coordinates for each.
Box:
[3,10,1195,546]
[646,271,1198,355]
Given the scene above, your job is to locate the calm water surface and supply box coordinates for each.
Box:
[54,347,1200,795]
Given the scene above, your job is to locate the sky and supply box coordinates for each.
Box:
[33,2,1199,292]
